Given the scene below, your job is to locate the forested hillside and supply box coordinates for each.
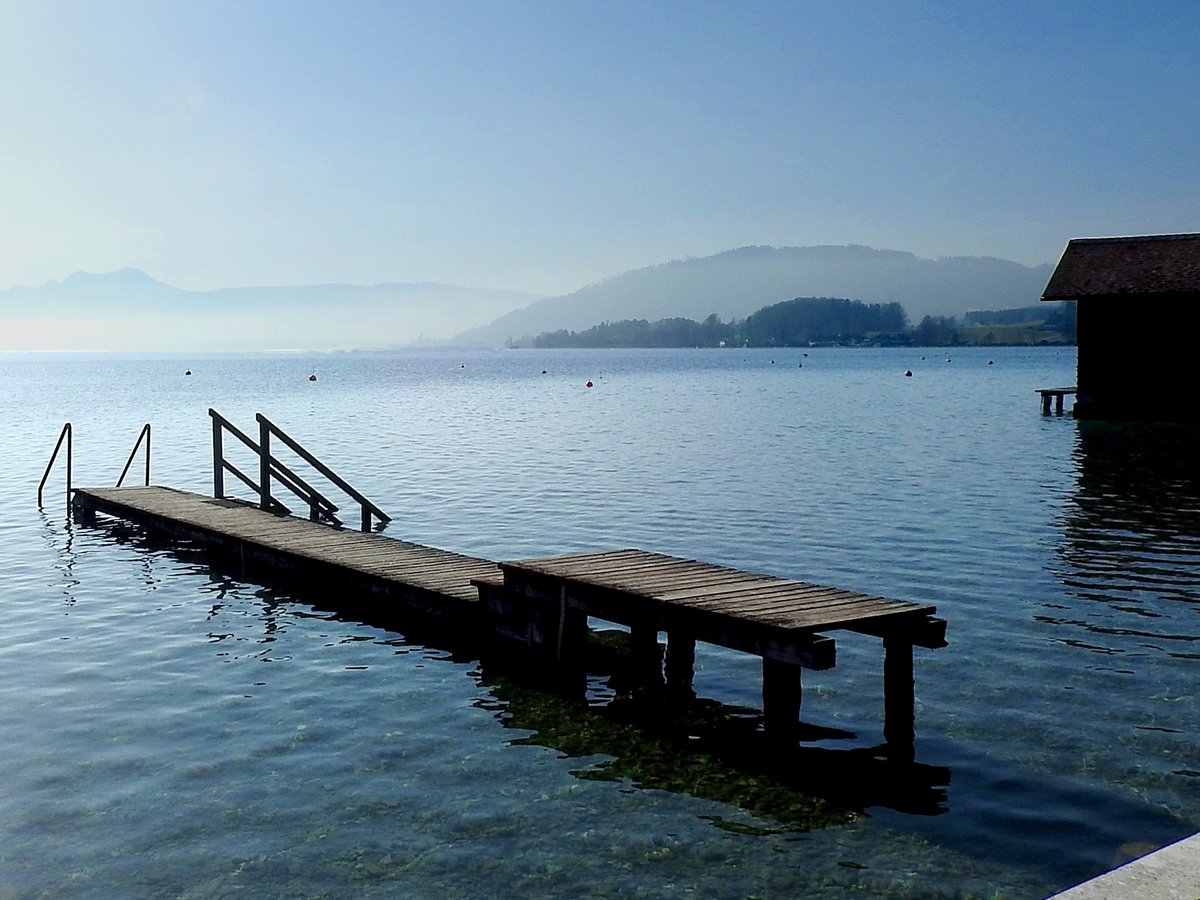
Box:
[529,297,908,348]
[527,296,1074,348]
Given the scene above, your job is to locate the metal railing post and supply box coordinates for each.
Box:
[256,412,390,531]
[38,423,73,511]
[116,424,152,487]
[212,414,225,498]
[259,416,272,511]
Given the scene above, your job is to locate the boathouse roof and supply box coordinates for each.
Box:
[1042,232,1200,300]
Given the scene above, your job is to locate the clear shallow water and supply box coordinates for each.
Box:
[1,346,1197,898]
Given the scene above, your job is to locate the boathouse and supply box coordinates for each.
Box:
[1041,232,1200,421]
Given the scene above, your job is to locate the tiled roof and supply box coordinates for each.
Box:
[1041,233,1200,299]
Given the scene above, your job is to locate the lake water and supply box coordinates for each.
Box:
[1,346,1197,898]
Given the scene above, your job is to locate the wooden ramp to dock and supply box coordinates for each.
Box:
[72,486,500,617]
[72,485,946,752]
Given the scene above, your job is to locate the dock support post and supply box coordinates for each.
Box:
[883,637,915,762]
[548,588,588,698]
[72,495,96,525]
[1042,393,1052,416]
[630,622,663,690]
[1056,393,1065,415]
[762,657,802,743]
[552,595,587,663]
[665,629,696,694]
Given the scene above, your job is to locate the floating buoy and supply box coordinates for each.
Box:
[797,361,803,368]
[542,369,547,375]
[905,370,912,377]
[185,369,191,375]
[988,360,993,365]
[309,373,317,381]
[585,380,593,388]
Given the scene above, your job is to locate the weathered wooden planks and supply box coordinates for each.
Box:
[498,549,943,642]
[72,486,497,607]
[72,486,947,752]
[486,548,946,752]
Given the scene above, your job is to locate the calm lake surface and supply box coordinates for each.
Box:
[1,346,1197,898]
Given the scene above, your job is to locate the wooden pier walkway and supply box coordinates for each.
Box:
[73,486,500,615]
[72,484,946,752]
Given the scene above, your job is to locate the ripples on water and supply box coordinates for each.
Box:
[0,347,1197,898]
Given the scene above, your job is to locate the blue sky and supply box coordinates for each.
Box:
[2,0,1197,295]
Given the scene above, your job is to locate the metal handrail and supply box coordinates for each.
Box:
[257,413,390,531]
[116,423,152,487]
[221,459,292,516]
[38,422,72,509]
[210,411,337,521]
[209,408,390,531]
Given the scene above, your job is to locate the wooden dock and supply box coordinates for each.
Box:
[476,549,945,752]
[72,485,946,753]
[1038,386,1078,416]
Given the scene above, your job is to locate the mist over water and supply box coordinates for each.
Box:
[1,346,1196,898]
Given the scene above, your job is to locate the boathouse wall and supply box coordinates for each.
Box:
[1074,294,1195,420]
[1042,233,1200,422]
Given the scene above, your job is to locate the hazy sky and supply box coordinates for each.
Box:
[2,0,1196,296]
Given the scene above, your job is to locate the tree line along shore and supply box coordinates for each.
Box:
[516,297,1076,349]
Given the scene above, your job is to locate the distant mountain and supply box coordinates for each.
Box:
[452,245,1054,346]
[1,246,1056,351]
[1,271,540,351]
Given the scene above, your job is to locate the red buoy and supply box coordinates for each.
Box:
[585,380,593,388]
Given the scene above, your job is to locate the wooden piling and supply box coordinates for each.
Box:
[665,628,697,694]
[629,622,664,689]
[883,637,916,762]
[762,657,803,743]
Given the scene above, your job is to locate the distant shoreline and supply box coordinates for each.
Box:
[513,298,1075,350]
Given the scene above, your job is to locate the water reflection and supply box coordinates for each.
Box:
[1048,422,1200,656]
[474,630,950,828]
[40,509,79,604]
[72,516,951,831]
